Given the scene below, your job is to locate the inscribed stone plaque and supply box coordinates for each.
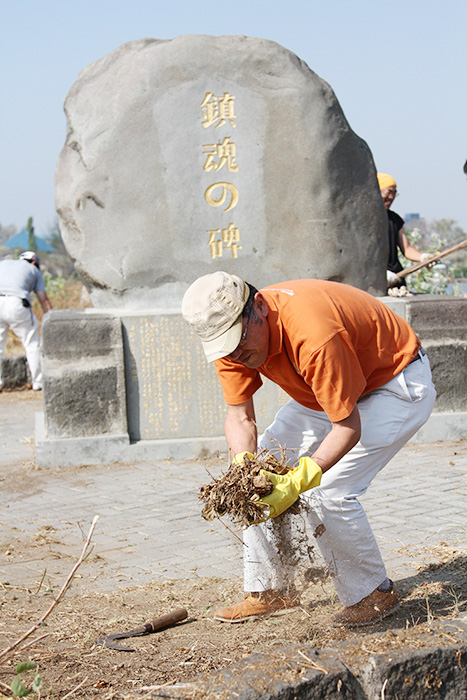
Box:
[121,311,288,441]
[122,313,225,440]
[56,34,387,309]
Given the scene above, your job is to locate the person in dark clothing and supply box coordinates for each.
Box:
[377,173,433,290]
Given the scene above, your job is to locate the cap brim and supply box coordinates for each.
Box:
[201,315,243,362]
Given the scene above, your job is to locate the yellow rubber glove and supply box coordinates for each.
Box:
[257,457,322,520]
[232,451,255,465]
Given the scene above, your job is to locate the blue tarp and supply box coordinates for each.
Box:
[5,229,54,252]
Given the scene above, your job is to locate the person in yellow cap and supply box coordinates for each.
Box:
[377,173,433,290]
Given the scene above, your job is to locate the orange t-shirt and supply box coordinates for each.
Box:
[214,280,420,422]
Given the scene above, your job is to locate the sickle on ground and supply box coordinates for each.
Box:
[96,607,189,652]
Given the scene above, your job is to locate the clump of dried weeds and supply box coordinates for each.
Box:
[199,451,294,527]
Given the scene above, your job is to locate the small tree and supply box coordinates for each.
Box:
[26,217,36,251]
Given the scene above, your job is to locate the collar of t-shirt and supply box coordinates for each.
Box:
[262,292,283,361]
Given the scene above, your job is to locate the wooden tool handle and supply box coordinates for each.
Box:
[398,238,467,279]
[145,607,188,633]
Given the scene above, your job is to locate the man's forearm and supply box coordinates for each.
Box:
[37,292,52,313]
[224,402,258,459]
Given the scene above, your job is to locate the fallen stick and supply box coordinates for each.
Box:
[0,515,99,665]
[297,648,329,675]
[59,676,89,700]
[0,679,12,693]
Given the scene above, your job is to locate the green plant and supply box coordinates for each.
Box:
[42,272,67,296]
[10,661,42,697]
[444,586,467,615]
[402,218,467,295]
[404,228,449,294]
[414,583,435,625]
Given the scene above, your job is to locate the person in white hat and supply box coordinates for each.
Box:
[182,272,436,626]
[0,252,52,391]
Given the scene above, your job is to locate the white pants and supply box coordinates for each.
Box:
[243,353,436,606]
[0,296,42,389]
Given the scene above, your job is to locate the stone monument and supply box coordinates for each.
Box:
[54,35,387,307]
[37,35,467,467]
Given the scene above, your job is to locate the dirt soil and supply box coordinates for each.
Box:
[1,536,467,699]
[1,392,466,698]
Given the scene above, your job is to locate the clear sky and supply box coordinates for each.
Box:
[1,0,466,236]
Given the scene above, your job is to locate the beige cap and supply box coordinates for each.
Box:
[182,271,249,362]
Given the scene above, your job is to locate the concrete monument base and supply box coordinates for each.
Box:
[34,412,227,466]
[34,411,467,468]
[36,306,290,467]
[35,296,467,469]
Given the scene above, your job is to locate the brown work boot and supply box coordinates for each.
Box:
[214,590,300,623]
[333,582,399,627]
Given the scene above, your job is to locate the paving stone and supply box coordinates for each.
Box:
[1,392,467,596]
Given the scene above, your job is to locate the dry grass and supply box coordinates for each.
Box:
[1,551,467,699]
[199,451,294,527]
